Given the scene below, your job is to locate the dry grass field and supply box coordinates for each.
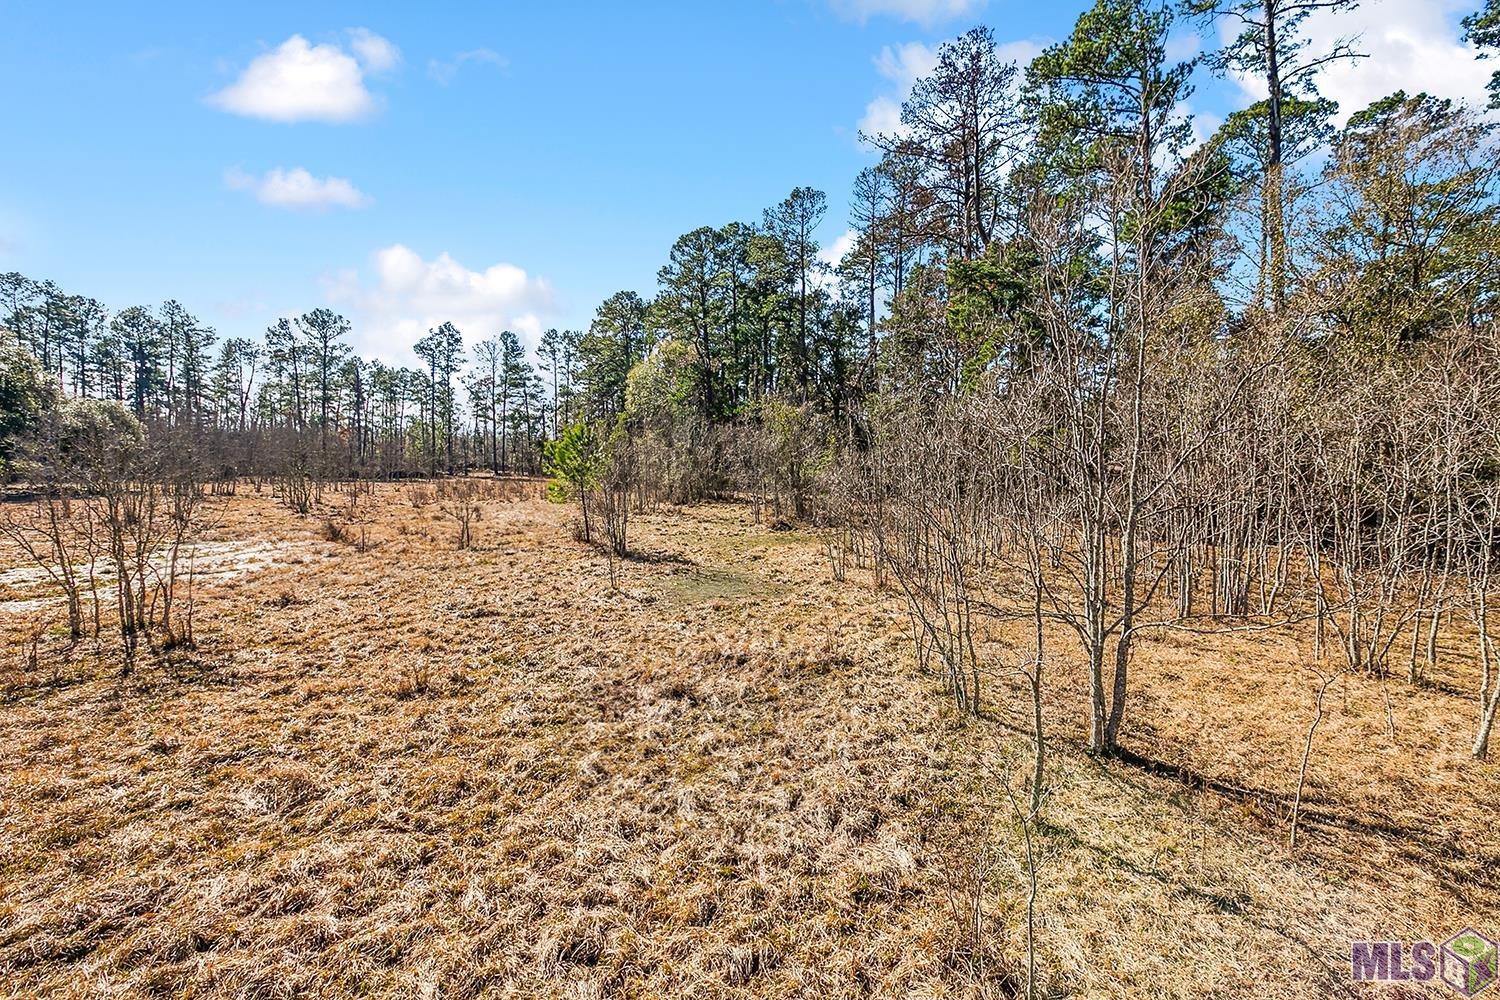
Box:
[1,481,1497,998]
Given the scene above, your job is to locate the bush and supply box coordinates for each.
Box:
[0,336,59,473]
[544,422,603,541]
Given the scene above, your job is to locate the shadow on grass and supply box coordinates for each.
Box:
[1057,818,1361,999]
[622,548,695,566]
[1104,744,1500,906]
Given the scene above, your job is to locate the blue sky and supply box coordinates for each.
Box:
[0,0,1488,362]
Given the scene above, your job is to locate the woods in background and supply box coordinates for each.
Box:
[5,0,1500,760]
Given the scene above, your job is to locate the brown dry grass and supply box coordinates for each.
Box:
[1,482,1496,998]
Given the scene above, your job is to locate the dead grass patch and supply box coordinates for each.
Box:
[0,487,1493,998]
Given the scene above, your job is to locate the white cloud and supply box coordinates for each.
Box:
[428,48,509,85]
[859,95,906,138]
[1165,31,1201,65]
[858,37,1044,141]
[831,0,985,27]
[1189,108,1223,150]
[996,39,1046,70]
[324,245,556,361]
[859,42,939,139]
[348,27,400,73]
[1166,100,1224,162]
[1229,0,1489,125]
[225,166,371,210]
[820,229,858,269]
[875,41,940,90]
[208,30,399,123]
[812,230,859,293]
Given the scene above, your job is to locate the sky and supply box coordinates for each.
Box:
[0,0,1491,363]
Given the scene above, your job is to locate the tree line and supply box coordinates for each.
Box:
[0,278,558,479]
[5,0,1500,768]
[530,0,1500,769]
[0,172,880,486]
[800,0,1500,770]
